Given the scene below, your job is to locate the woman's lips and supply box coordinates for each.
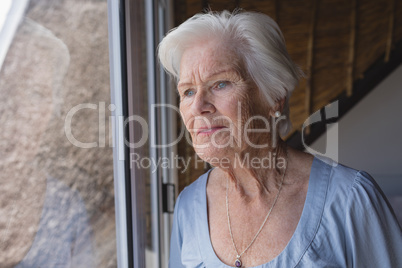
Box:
[197,126,227,135]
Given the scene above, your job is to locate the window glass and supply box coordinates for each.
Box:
[0,0,116,267]
[0,0,12,28]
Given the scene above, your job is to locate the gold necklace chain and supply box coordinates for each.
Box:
[226,151,288,268]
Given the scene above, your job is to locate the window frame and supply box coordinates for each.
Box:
[108,0,175,267]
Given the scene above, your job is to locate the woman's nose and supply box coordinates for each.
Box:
[191,90,216,116]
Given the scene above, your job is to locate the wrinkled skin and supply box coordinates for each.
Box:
[178,39,283,176]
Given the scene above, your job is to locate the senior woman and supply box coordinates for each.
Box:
[158,10,402,268]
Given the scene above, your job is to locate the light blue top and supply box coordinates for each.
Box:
[169,156,402,267]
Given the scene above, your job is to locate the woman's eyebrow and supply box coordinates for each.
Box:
[205,68,238,80]
[177,81,192,89]
[178,68,239,89]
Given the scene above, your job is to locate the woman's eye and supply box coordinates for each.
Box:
[217,81,227,89]
[184,89,195,97]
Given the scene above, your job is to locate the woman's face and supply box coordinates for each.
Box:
[178,40,269,164]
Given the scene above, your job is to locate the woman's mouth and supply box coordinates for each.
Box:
[197,126,227,136]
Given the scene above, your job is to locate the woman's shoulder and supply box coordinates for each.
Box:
[312,155,394,216]
[313,155,380,194]
[303,156,401,267]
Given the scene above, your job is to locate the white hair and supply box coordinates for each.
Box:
[158,10,302,136]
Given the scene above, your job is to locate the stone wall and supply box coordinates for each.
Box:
[0,0,116,266]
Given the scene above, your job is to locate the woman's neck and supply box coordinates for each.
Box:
[218,140,288,201]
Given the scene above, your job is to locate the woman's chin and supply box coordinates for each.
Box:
[194,146,235,168]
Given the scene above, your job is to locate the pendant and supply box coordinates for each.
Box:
[235,256,242,267]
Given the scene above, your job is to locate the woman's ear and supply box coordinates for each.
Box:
[270,98,286,117]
